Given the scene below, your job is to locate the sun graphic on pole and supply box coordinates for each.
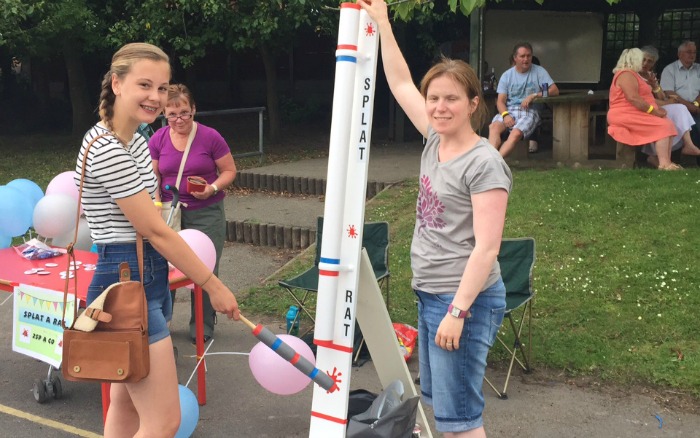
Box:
[347,224,359,238]
[365,22,375,37]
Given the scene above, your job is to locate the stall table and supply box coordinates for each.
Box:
[0,247,209,421]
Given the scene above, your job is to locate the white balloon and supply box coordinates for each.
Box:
[52,217,92,251]
[33,194,78,239]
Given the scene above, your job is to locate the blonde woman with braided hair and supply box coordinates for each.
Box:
[75,42,239,437]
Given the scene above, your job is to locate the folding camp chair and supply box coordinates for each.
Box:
[278,217,390,343]
[484,237,536,400]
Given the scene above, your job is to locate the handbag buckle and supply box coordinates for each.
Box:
[119,262,131,281]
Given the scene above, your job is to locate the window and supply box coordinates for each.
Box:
[601,13,639,85]
[656,8,700,68]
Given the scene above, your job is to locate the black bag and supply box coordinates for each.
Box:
[347,380,419,438]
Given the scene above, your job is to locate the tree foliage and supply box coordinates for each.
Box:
[392,0,624,20]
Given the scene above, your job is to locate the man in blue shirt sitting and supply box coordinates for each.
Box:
[488,42,559,158]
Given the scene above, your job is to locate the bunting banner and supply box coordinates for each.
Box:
[12,284,76,368]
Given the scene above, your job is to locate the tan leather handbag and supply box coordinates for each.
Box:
[61,133,150,383]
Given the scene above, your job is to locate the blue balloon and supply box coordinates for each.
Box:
[0,234,10,249]
[7,178,44,209]
[0,186,34,237]
[175,385,199,438]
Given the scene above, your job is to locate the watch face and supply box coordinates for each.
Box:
[448,305,466,318]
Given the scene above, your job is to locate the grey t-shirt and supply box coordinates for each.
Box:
[411,127,513,294]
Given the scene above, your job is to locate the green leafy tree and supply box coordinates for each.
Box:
[0,0,110,135]
[224,0,335,141]
[392,0,624,20]
[108,0,336,142]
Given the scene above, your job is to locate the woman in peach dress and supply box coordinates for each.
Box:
[607,48,679,170]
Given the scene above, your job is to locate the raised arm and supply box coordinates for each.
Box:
[358,0,428,137]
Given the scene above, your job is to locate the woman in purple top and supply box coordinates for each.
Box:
[149,84,237,342]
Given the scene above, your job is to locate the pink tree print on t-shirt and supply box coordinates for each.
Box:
[417,175,446,234]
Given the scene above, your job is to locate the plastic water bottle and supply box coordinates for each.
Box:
[286,306,300,336]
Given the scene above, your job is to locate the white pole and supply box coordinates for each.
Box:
[313,2,360,343]
[309,4,380,436]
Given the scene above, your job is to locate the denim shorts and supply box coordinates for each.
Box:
[415,278,506,433]
[87,242,171,344]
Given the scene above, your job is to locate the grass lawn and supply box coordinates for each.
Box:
[245,168,700,397]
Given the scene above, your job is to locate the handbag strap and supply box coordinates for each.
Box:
[173,122,198,189]
[62,132,145,330]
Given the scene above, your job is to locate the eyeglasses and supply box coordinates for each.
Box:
[165,112,193,121]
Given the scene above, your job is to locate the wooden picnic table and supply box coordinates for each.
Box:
[533,90,610,162]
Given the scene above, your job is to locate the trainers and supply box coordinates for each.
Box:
[528,140,539,153]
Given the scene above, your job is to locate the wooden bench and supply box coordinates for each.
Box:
[616,142,637,168]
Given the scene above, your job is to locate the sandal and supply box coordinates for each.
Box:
[659,163,682,170]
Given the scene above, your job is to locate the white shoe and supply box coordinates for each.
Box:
[528,140,539,153]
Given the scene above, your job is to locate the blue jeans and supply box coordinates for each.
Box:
[415,278,506,433]
[88,242,171,344]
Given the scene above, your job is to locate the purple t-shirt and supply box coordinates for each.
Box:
[148,122,231,210]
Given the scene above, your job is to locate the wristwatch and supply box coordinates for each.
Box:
[447,304,469,318]
[211,183,219,194]
[693,100,699,107]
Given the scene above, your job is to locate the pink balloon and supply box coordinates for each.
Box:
[248,334,315,395]
[46,171,79,201]
[46,171,82,215]
[177,229,216,289]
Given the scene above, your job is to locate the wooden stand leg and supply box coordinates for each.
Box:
[356,251,433,437]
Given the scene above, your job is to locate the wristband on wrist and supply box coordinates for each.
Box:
[646,105,654,114]
[653,87,662,93]
[198,272,214,288]
[694,100,700,107]
[153,201,163,207]
[211,183,219,194]
[501,111,509,118]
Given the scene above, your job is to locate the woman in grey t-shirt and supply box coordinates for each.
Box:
[361,1,512,436]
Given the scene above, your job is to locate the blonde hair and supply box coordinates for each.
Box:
[612,48,643,74]
[419,57,487,131]
[167,83,196,108]
[98,43,170,131]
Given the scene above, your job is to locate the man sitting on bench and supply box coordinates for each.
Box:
[488,42,559,157]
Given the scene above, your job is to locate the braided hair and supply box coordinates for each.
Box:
[98,43,170,133]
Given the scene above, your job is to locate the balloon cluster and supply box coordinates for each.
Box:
[0,172,94,250]
[0,179,44,247]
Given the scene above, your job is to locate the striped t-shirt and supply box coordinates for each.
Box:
[75,124,158,244]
